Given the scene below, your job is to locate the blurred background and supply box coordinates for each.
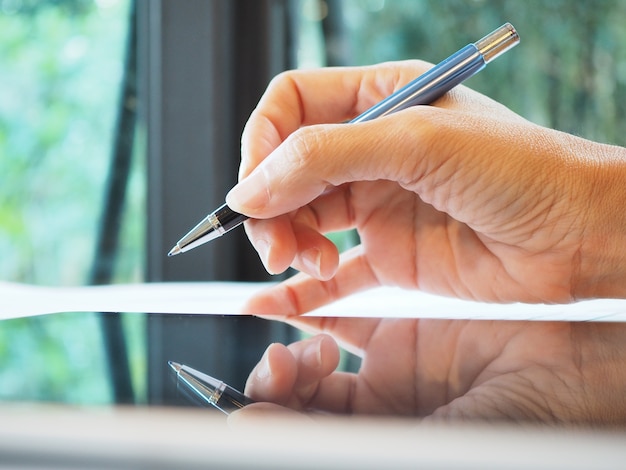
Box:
[1,0,625,406]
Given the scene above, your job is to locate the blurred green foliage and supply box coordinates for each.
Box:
[0,312,110,403]
[0,0,142,285]
[0,0,142,286]
[0,0,142,405]
[341,0,626,146]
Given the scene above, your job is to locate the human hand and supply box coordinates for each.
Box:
[225,61,626,314]
[234,317,626,426]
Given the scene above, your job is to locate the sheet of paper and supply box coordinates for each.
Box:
[2,281,626,322]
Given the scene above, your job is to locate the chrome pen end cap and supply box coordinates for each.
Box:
[475,23,520,64]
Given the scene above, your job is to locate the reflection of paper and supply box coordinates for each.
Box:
[1,281,626,322]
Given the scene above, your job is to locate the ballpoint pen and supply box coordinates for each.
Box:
[167,22,520,257]
[168,361,255,415]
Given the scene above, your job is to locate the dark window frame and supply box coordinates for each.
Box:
[136,0,297,404]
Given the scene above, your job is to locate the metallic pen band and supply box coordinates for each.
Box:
[207,212,225,237]
[207,381,226,407]
[475,23,519,63]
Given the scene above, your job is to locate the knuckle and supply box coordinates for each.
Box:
[391,107,450,187]
[282,126,326,170]
[267,69,302,93]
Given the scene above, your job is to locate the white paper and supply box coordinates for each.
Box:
[0,281,264,319]
[1,281,626,322]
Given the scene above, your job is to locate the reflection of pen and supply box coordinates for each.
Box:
[168,23,520,257]
[168,361,255,415]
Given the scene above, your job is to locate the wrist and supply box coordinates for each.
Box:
[572,322,626,425]
[575,142,626,299]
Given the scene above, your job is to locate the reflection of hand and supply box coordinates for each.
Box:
[234,317,626,425]
[225,61,626,316]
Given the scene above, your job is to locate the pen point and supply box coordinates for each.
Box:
[168,245,182,257]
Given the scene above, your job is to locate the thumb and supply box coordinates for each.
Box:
[225,113,432,219]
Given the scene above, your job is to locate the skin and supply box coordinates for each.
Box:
[222,61,626,425]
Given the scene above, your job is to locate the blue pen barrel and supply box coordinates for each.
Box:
[351,44,485,123]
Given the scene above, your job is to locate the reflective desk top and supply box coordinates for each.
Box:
[2,311,626,469]
[0,310,296,409]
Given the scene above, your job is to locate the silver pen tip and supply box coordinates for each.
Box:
[168,361,182,373]
[168,245,182,257]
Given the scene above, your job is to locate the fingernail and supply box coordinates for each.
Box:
[226,168,270,213]
[301,248,321,277]
[256,350,273,380]
[302,337,322,370]
[256,239,276,274]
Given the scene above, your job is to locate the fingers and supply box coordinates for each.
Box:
[229,82,505,223]
[227,402,312,429]
[244,342,298,405]
[230,60,451,219]
[243,184,358,278]
[227,115,420,219]
[238,61,435,179]
[242,245,380,316]
[244,334,342,411]
[245,217,340,280]
[241,215,298,275]
[278,317,383,360]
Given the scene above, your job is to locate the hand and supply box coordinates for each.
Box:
[225,61,626,315]
[234,317,626,426]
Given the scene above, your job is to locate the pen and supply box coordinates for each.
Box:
[168,23,520,257]
[168,361,255,415]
